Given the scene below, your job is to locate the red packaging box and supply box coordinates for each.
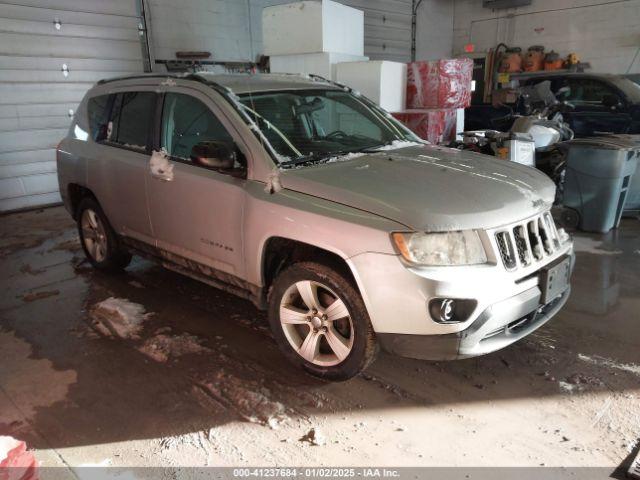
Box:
[406,58,473,109]
[392,109,457,144]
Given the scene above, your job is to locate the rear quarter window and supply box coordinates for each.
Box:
[87,94,112,142]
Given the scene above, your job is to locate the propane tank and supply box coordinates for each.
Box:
[544,51,564,70]
[498,47,522,73]
[523,45,545,72]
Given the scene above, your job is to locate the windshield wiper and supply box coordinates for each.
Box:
[358,140,401,152]
[279,150,355,168]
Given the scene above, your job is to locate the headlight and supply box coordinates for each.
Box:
[392,231,487,266]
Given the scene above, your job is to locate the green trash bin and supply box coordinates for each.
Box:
[561,137,639,233]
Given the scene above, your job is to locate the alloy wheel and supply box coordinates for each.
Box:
[279,280,354,367]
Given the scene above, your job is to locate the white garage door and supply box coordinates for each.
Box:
[342,0,412,62]
[0,0,145,212]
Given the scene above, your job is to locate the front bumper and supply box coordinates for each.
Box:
[347,237,574,361]
[377,284,570,360]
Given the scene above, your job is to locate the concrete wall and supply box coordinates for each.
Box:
[452,0,640,74]
[415,0,454,61]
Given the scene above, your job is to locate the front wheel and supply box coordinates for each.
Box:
[267,262,377,381]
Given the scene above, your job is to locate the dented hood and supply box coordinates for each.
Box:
[280,145,556,231]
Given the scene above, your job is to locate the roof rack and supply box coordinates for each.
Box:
[96,73,203,86]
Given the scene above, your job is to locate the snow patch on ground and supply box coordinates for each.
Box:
[149,148,174,181]
[199,370,288,428]
[572,237,622,255]
[90,297,152,339]
[577,353,640,376]
[139,333,211,363]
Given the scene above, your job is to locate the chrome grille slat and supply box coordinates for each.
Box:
[494,211,562,271]
[495,231,517,270]
[513,225,531,266]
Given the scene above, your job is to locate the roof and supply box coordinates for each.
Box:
[96,72,338,94]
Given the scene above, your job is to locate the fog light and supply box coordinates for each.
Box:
[428,298,477,324]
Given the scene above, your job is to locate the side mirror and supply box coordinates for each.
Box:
[190,141,236,170]
[602,94,621,109]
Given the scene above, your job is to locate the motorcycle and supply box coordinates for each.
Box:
[453,81,574,173]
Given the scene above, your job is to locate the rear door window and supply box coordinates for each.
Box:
[564,79,619,105]
[108,91,156,152]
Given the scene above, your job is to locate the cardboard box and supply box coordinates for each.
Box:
[392,109,458,144]
[269,52,368,80]
[263,0,364,57]
[335,61,407,112]
[407,58,473,109]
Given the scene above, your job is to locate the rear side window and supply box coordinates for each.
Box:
[564,79,618,104]
[108,91,156,152]
[87,94,112,142]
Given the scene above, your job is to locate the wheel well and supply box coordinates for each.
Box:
[262,237,357,291]
[68,184,95,219]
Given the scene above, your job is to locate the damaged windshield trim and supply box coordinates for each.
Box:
[240,104,303,157]
[235,88,419,165]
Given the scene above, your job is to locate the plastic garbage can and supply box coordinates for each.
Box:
[561,137,638,233]
[598,134,640,214]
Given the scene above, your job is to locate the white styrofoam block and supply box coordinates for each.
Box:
[263,0,364,57]
[335,61,407,112]
[270,52,369,80]
[456,108,465,140]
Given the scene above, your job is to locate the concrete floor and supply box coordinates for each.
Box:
[0,206,639,472]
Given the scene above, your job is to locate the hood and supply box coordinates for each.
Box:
[280,145,556,231]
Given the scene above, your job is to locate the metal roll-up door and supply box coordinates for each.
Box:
[0,0,146,212]
[341,0,412,62]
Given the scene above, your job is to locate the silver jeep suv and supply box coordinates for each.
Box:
[57,73,574,380]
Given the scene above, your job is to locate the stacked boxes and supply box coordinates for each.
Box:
[406,59,473,109]
[393,58,473,144]
[264,0,367,80]
[263,3,473,144]
[335,61,407,113]
[269,52,368,81]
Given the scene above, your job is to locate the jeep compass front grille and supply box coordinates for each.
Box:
[495,212,561,271]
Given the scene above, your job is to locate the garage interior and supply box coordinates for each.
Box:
[1,0,640,477]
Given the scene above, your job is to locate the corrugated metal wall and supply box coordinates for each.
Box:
[341,0,412,63]
[149,0,412,63]
[0,0,144,212]
[0,0,409,212]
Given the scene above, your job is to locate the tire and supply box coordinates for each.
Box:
[560,207,580,230]
[267,261,378,381]
[76,197,131,272]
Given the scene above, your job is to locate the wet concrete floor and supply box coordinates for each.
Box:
[0,206,639,471]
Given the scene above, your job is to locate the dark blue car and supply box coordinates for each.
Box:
[467,73,640,138]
